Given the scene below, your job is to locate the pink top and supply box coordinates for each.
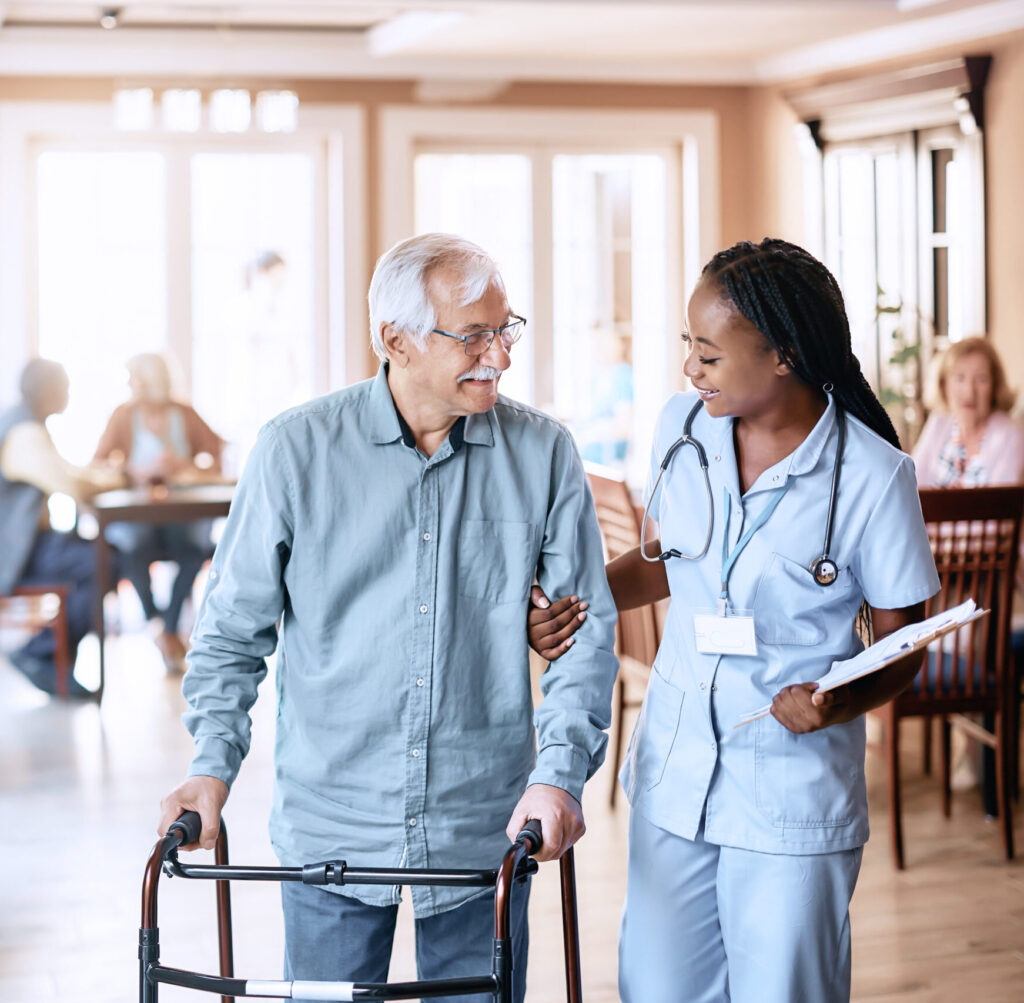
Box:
[912,410,1024,487]
[913,410,1024,594]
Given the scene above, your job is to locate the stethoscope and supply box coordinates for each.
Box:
[639,397,847,587]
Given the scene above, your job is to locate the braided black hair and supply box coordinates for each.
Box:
[701,238,901,450]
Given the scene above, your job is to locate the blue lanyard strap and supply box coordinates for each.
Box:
[718,481,790,614]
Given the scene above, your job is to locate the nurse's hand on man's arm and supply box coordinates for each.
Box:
[506,783,585,862]
[158,775,229,851]
[528,586,588,660]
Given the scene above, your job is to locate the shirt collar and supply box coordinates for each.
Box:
[366,362,494,450]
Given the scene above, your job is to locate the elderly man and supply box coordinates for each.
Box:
[0,359,123,697]
[158,234,618,1001]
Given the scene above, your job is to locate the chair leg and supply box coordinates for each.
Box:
[609,677,625,809]
[940,716,952,819]
[53,599,71,701]
[922,715,933,776]
[887,708,905,870]
[997,705,1015,860]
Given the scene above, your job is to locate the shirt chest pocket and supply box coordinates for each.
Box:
[752,551,854,646]
[457,519,542,605]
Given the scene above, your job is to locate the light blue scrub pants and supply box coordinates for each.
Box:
[282,880,530,1003]
[619,810,862,1003]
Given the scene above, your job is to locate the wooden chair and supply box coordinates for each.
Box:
[584,463,661,807]
[0,584,72,698]
[875,485,1023,869]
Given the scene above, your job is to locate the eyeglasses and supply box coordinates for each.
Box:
[431,315,527,356]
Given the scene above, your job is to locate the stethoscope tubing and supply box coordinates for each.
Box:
[640,398,846,587]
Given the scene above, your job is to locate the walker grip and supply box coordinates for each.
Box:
[515,819,543,855]
[167,810,203,846]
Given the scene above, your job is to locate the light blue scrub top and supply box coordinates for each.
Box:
[621,392,939,854]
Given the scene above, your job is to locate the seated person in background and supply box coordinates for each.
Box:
[93,353,224,674]
[911,335,1024,790]
[912,336,1024,490]
[0,359,124,697]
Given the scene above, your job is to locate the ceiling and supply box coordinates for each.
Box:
[1,0,1022,84]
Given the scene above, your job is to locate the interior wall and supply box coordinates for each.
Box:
[982,34,1024,393]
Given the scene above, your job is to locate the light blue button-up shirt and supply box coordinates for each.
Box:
[183,365,618,915]
[621,392,938,854]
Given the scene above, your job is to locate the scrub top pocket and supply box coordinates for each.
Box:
[457,519,541,605]
[752,551,852,646]
[620,656,684,799]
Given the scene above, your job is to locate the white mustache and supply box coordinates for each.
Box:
[458,366,501,383]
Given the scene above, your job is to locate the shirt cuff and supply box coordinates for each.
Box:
[188,735,244,789]
[527,745,591,804]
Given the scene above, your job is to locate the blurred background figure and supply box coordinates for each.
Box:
[93,352,224,673]
[913,336,1024,491]
[577,328,634,469]
[0,358,124,697]
[912,336,1024,790]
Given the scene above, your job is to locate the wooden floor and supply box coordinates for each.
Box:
[1,633,1022,1003]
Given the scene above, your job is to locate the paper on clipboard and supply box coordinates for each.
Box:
[735,599,988,728]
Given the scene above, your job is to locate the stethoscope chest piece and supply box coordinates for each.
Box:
[810,556,839,586]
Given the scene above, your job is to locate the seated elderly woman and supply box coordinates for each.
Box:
[913,336,1024,489]
[93,353,224,673]
[912,335,1024,790]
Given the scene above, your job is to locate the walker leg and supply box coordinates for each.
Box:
[560,850,583,1003]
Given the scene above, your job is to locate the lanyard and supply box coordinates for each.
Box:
[718,482,790,614]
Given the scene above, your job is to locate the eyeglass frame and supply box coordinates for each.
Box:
[430,314,527,356]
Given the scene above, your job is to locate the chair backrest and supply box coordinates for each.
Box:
[915,485,1024,704]
[585,463,659,669]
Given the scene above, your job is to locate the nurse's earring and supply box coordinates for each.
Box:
[822,381,834,394]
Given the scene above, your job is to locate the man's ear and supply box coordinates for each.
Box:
[381,324,410,368]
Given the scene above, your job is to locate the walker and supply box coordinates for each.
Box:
[139,811,583,1002]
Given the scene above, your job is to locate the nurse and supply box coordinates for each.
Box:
[530,238,939,1002]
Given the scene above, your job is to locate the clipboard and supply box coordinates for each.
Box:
[734,602,990,729]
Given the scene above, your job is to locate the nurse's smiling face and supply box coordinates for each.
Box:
[682,277,791,419]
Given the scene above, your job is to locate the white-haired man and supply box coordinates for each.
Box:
[158,234,618,1001]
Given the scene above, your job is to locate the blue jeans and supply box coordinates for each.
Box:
[281,880,530,1003]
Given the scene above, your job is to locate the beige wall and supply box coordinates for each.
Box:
[983,35,1024,391]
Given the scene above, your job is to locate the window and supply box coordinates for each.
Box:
[385,107,717,486]
[0,100,365,471]
[793,57,990,447]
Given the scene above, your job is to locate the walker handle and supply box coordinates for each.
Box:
[167,810,203,846]
[515,819,543,855]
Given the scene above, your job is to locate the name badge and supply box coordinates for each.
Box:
[694,612,758,656]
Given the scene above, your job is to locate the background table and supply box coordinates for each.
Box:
[83,483,234,699]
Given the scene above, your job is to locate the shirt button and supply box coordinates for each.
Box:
[714,455,721,462]
[411,748,420,758]
[423,532,431,541]
[773,475,780,482]
[416,677,425,687]
[712,685,718,692]
[419,604,428,614]
[699,682,706,690]
[710,743,717,751]
[210,569,218,579]
[408,818,417,827]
